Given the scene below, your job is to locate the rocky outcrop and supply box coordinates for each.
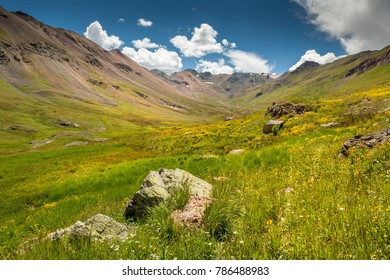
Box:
[88,78,104,86]
[263,120,285,134]
[339,124,390,157]
[20,41,68,61]
[158,98,186,110]
[114,63,133,73]
[266,102,311,119]
[0,49,10,65]
[48,214,134,242]
[135,91,147,99]
[346,47,390,77]
[85,54,102,68]
[0,39,69,65]
[171,196,213,227]
[124,168,212,219]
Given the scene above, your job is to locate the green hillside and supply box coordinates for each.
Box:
[238,45,390,110]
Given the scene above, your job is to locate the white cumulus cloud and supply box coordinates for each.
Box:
[84,21,124,50]
[289,50,341,71]
[132,38,160,49]
[294,0,390,54]
[137,18,153,27]
[222,39,236,49]
[170,23,223,57]
[196,59,234,75]
[225,50,273,73]
[122,47,182,74]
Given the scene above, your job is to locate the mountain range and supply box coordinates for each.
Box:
[0,5,389,153]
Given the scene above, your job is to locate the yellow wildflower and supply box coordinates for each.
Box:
[43,202,57,208]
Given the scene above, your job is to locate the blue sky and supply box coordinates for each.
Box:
[1,0,390,74]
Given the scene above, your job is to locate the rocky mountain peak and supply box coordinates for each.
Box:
[183,69,199,76]
[13,10,41,24]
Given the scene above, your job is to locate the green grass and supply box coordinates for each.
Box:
[1,85,389,260]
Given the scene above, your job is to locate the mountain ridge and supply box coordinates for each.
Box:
[0,6,239,152]
[150,68,272,98]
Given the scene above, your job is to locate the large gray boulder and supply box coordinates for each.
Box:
[47,214,134,242]
[125,168,212,219]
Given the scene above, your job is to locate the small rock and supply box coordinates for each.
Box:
[64,141,88,148]
[30,139,54,148]
[263,120,285,134]
[47,214,134,243]
[224,117,233,121]
[92,138,110,142]
[59,120,79,128]
[229,149,245,155]
[88,78,104,86]
[255,92,263,98]
[321,122,339,128]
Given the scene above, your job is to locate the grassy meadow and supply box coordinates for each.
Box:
[0,86,390,260]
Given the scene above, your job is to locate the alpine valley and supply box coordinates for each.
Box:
[0,6,389,260]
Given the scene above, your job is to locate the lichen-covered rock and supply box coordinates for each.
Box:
[339,124,390,158]
[47,214,134,242]
[124,168,212,219]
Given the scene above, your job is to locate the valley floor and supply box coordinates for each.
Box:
[1,87,390,260]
